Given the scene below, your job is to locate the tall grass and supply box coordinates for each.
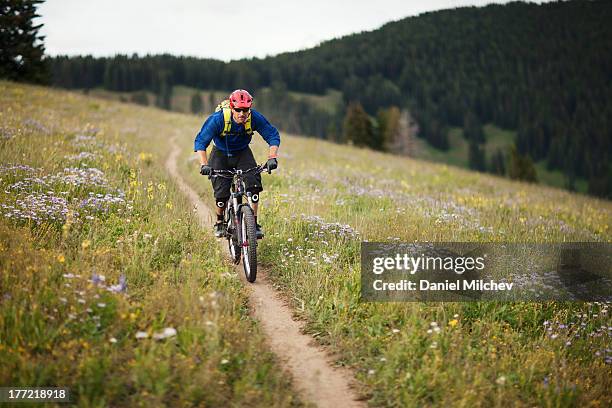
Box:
[176,117,612,406]
[0,81,301,407]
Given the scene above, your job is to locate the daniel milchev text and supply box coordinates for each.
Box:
[371,253,514,292]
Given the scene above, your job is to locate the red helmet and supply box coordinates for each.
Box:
[229,89,253,109]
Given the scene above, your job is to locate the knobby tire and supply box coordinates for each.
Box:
[227,207,241,264]
[240,206,257,282]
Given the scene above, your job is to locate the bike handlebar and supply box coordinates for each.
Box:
[209,163,271,179]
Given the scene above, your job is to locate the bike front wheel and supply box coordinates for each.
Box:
[227,207,241,265]
[240,205,257,282]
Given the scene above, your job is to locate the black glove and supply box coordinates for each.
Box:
[265,158,278,173]
[200,164,212,176]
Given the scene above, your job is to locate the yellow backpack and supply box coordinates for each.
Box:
[215,99,253,137]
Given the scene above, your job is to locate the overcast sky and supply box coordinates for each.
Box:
[39,0,548,62]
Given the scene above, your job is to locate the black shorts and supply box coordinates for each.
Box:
[209,146,263,200]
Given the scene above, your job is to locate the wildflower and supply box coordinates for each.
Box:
[57,255,65,263]
[368,369,375,375]
[62,273,74,279]
[135,331,148,339]
[91,273,105,285]
[153,327,177,340]
[97,303,106,308]
[109,337,117,344]
[392,329,400,333]
[81,240,91,250]
[221,359,229,365]
[448,319,458,327]
[496,376,507,385]
[108,274,127,293]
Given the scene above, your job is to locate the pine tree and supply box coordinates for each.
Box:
[468,139,486,171]
[508,145,538,183]
[190,91,203,114]
[0,0,48,83]
[463,111,485,143]
[488,148,506,176]
[343,102,376,148]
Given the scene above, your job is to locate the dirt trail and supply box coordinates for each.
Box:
[165,140,365,408]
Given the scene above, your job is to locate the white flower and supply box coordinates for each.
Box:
[496,376,506,385]
[153,327,177,340]
[221,359,229,365]
[97,303,106,308]
[135,331,148,339]
[109,337,117,343]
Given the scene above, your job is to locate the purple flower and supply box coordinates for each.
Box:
[108,274,127,293]
[91,272,106,286]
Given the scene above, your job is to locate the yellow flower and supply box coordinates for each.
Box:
[81,240,91,250]
[448,319,458,327]
[57,254,65,263]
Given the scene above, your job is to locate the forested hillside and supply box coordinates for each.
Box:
[48,0,612,198]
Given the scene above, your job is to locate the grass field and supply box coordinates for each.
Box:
[3,81,611,407]
[0,81,301,407]
[177,110,611,406]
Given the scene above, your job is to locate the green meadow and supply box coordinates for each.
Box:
[0,81,300,407]
[2,81,611,407]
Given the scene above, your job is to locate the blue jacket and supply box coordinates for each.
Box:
[194,109,281,155]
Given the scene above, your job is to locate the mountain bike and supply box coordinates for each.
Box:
[210,164,269,282]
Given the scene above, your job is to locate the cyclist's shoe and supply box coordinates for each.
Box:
[256,223,264,239]
[214,222,225,238]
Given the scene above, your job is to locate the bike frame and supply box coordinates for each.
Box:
[211,164,266,243]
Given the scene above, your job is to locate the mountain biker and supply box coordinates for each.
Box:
[194,89,280,239]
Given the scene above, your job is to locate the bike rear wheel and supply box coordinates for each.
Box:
[240,205,257,282]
